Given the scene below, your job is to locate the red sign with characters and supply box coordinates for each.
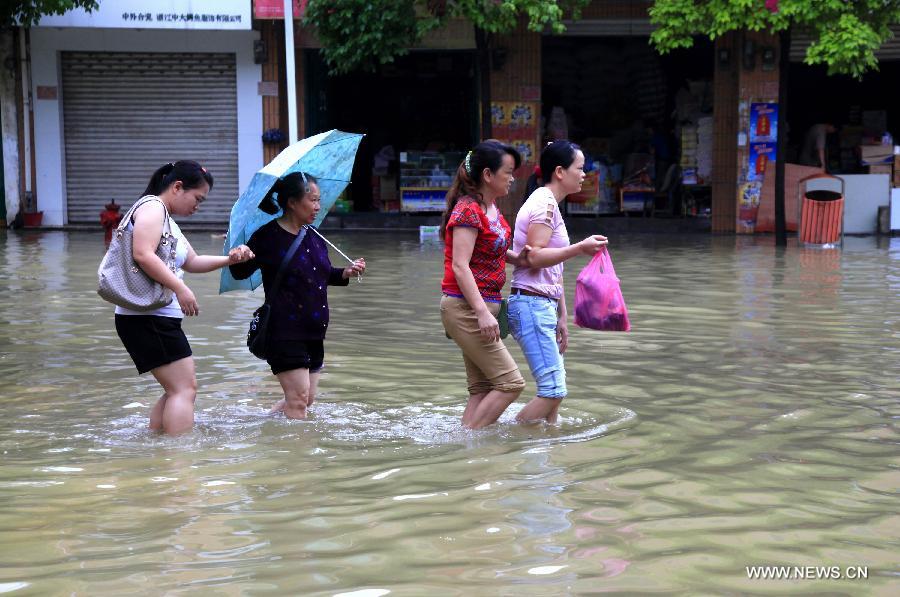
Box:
[254,0,306,19]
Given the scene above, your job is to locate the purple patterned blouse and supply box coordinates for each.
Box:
[229,220,348,341]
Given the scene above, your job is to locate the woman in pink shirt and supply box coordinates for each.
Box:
[508,141,608,424]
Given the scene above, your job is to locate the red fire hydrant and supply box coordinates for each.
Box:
[100,199,123,245]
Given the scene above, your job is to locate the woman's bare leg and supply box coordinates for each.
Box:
[149,393,167,431]
[515,397,562,425]
[465,389,521,429]
[149,357,197,435]
[462,392,487,427]
[307,370,321,409]
[275,368,311,419]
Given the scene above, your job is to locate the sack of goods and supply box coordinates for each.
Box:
[574,247,631,332]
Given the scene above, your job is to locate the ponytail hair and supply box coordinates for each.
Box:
[142,160,213,197]
[440,140,521,239]
[523,140,581,201]
[258,171,318,215]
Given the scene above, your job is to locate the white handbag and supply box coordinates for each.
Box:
[97,196,177,311]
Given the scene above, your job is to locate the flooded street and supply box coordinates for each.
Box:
[0,229,898,594]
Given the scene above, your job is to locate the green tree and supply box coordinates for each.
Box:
[305,0,589,75]
[650,0,900,243]
[2,0,98,28]
[649,0,900,78]
[305,0,589,137]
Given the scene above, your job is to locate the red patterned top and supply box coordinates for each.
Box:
[441,197,511,303]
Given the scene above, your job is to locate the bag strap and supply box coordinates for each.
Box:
[267,225,308,303]
[118,195,172,237]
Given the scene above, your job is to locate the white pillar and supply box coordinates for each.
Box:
[0,28,22,224]
[283,0,298,143]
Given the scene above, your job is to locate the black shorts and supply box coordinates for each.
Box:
[266,339,325,376]
[115,314,192,374]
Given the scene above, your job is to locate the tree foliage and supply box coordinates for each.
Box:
[2,0,98,28]
[649,0,900,78]
[305,0,589,75]
[304,1,425,75]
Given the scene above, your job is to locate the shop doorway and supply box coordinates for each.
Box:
[305,50,478,212]
[786,61,900,173]
[542,36,713,216]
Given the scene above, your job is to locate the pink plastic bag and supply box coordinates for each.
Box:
[574,247,631,331]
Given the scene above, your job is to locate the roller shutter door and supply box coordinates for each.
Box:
[61,52,238,224]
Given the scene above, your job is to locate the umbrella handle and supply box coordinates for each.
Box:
[308,226,363,283]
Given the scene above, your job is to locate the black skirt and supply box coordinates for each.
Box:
[115,314,192,374]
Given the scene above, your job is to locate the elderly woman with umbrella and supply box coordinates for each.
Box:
[224,131,366,419]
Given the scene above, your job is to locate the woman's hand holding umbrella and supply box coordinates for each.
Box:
[342,258,366,281]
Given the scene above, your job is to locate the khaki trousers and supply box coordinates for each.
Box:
[440,296,525,395]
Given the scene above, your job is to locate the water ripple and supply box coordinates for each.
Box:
[0,231,898,594]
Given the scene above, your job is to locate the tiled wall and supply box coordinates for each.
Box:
[490,19,542,217]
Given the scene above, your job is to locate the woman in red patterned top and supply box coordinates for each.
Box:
[440,140,530,429]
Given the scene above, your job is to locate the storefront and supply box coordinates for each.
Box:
[304,48,479,214]
[741,26,900,236]
[791,27,900,217]
[541,30,714,217]
[787,28,900,173]
[30,0,262,226]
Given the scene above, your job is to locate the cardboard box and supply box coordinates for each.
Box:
[860,144,892,165]
[868,163,893,175]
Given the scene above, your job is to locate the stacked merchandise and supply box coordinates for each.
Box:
[681,125,699,184]
[398,151,464,212]
[696,116,714,184]
[674,79,713,186]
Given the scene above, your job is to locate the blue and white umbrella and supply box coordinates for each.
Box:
[219,129,364,293]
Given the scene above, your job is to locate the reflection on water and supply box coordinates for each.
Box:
[0,229,898,594]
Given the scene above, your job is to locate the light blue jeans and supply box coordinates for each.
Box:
[507,293,567,399]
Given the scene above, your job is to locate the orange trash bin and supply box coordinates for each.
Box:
[798,173,844,245]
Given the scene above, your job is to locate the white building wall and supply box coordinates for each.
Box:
[29,27,262,226]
